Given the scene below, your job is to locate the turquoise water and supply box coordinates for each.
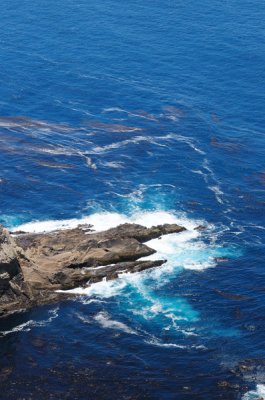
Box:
[0,0,265,398]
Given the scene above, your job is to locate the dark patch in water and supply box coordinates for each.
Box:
[84,120,143,133]
[210,137,243,152]
[213,289,250,301]
[0,116,74,132]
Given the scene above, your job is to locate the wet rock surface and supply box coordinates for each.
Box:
[0,222,186,315]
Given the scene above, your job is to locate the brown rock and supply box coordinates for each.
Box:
[0,222,186,315]
[0,225,32,314]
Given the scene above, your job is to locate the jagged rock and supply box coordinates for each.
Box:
[15,223,185,291]
[0,222,186,315]
[102,223,186,242]
[0,225,32,315]
[0,225,21,277]
[49,259,166,290]
[194,225,207,231]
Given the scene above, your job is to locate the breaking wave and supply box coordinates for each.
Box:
[242,384,265,400]
[11,207,241,350]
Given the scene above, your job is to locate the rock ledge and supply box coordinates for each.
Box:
[0,222,186,316]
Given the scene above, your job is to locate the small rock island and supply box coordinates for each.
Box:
[0,222,186,316]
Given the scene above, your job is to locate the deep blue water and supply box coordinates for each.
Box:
[0,0,265,398]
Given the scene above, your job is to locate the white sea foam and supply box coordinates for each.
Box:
[84,156,97,170]
[91,136,153,153]
[110,183,176,204]
[12,209,201,234]
[144,334,207,350]
[32,145,77,156]
[208,185,224,204]
[79,309,201,348]
[66,277,127,298]
[99,160,125,169]
[140,330,188,349]
[103,107,126,113]
[163,133,206,155]
[139,224,216,275]
[79,298,107,305]
[11,212,127,233]
[15,209,216,303]
[75,313,92,324]
[94,311,138,335]
[13,208,230,342]
[242,384,265,400]
[90,132,206,155]
[193,160,225,206]
[102,107,158,121]
[51,208,218,323]
[146,338,187,349]
[0,307,59,337]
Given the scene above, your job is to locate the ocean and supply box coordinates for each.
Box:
[0,0,265,398]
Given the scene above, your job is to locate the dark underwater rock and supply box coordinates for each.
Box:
[0,222,186,315]
[213,289,250,301]
[217,381,240,390]
[194,225,207,231]
[230,359,265,384]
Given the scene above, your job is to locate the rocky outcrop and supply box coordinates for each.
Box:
[49,260,166,290]
[0,226,32,315]
[0,222,186,315]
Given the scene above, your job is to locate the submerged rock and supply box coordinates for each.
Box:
[213,289,250,301]
[0,222,186,315]
[231,359,265,384]
[194,225,207,231]
[217,381,240,390]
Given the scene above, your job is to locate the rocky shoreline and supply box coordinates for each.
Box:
[0,222,187,316]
